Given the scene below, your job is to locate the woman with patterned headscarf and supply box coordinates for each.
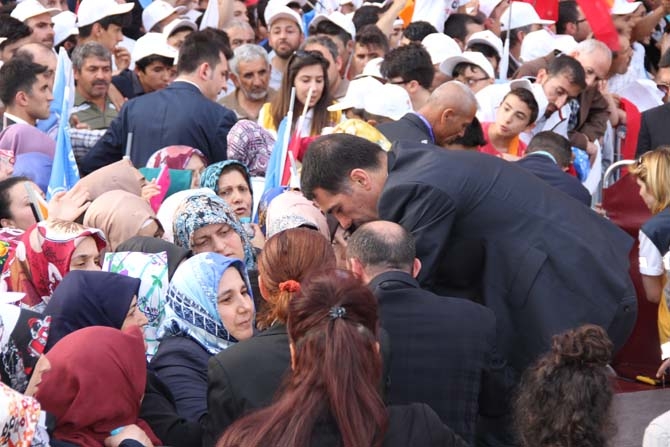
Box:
[199,160,254,220]
[172,194,256,271]
[150,253,255,423]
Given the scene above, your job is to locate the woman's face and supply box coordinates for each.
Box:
[3,182,39,230]
[69,236,102,271]
[217,169,252,218]
[217,267,254,340]
[294,64,325,108]
[191,223,245,259]
[121,295,149,330]
[637,177,657,211]
[186,155,206,189]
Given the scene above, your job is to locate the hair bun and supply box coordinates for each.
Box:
[279,280,301,293]
[551,324,613,367]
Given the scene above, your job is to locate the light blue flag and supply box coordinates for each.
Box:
[47,48,79,200]
[263,117,288,195]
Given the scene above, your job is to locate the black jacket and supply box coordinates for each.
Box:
[370,270,506,445]
[204,324,393,447]
[378,141,637,379]
[377,113,434,145]
[637,101,670,156]
[81,82,237,174]
[516,153,592,206]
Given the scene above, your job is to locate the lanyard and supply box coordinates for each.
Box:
[529,151,557,164]
[413,113,436,145]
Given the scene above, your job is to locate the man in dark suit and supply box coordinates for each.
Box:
[376,81,477,147]
[347,220,505,445]
[517,131,592,206]
[302,133,637,439]
[637,101,670,156]
[80,28,237,174]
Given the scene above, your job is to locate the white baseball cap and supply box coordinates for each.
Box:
[162,18,197,38]
[309,11,356,39]
[440,51,495,79]
[363,83,413,120]
[132,32,178,64]
[53,10,78,46]
[264,4,304,33]
[478,0,504,18]
[355,56,384,79]
[421,33,461,65]
[142,1,186,33]
[0,38,6,46]
[520,29,578,62]
[466,30,503,59]
[610,0,642,15]
[500,2,554,31]
[77,0,134,28]
[508,78,549,122]
[328,76,383,111]
[10,0,60,22]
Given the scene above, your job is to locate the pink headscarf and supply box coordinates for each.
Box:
[146,146,208,170]
[0,124,55,158]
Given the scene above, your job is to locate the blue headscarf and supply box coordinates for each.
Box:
[43,271,141,351]
[156,252,254,354]
[172,194,256,270]
[199,160,252,196]
[13,153,53,193]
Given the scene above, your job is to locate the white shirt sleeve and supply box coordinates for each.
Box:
[639,230,665,276]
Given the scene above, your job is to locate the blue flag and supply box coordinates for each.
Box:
[263,117,288,195]
[47,48,79,200]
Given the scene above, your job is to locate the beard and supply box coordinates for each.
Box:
[242,88,269,101]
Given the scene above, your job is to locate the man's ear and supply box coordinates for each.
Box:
[524,121,536,133]
[14,91,29,108]
[412,257,422,279]
[536,68,548,84]
[92,22,102,38]
[366,118,378,127]
[440,107,455,125]
[335,56,344,73]
[347,256,365,278]
[349,168,371,189]
[198,61,211,81]
[406,79,419,94]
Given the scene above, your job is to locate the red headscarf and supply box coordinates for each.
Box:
[35,326,161,446]
[0,220,106,311]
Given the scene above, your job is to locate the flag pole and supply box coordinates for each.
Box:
[279,87,296,185]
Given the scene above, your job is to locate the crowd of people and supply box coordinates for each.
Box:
[0,0,669,445]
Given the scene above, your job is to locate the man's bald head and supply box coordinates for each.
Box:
[14,43,57,86]
[347,220,416,278]
[419,81,477,147]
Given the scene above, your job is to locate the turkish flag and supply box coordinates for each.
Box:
[576,0,620,51]
[520,0,559,21]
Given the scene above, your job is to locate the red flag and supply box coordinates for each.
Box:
[520,0,559,21]
[576,0,620,51]
[149,166,171,213]
[280,135,318,186]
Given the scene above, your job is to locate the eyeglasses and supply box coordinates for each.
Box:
[387,79,410,85]
[290,50,328,64]
[461,77,489,86]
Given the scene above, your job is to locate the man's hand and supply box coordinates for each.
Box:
[47,184,91,222]
[70,115,92,130]
[113,46,131,74]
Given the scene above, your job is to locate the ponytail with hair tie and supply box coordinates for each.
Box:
[278,280,301,293]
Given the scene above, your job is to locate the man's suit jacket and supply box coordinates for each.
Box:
[80,82,237,174]
[204,322,394,447]
[203,324,290,447]
[637,102,670,156]
[370,270,503,445]
[378,142,637,378]
[377,113,434,145]
[517,153,592,206]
